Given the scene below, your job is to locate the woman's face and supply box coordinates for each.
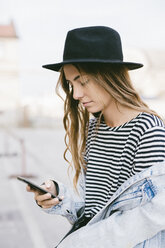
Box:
[63,64,114,114]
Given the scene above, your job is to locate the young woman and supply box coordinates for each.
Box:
[27,26,165,248]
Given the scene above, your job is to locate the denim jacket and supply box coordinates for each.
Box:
[44,162,165,248]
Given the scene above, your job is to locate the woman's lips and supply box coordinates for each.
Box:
[82,101,93,107]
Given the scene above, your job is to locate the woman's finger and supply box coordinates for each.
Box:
[26,184,39,193]
[37,196,63,208]
[35,192,51,202]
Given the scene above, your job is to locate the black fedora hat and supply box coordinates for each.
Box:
[42,26,143,71]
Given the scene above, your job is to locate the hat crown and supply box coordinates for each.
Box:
[63,26,123,62]
[42,26,143,71]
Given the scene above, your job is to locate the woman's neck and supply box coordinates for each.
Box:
[103,103,141,128]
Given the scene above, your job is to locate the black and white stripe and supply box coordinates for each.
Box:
[84,113,165,217]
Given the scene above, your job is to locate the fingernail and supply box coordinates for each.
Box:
[56,196,64,202]
[46,181,51,188]
[59,196,64,201]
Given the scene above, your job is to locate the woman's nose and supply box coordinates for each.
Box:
[73,85,84,100]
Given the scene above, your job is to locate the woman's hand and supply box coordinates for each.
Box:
[26,180,63,209]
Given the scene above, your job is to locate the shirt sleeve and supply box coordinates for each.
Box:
[41,171,86,225]
[132,126,165,173]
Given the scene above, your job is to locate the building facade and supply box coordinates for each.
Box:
[0,20,20,127]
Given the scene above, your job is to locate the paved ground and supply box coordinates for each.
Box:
[0,127,72,248]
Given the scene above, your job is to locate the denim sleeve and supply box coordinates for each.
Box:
[57,177,165,248]
[42,173,85,225]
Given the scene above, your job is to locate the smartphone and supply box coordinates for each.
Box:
[17,176,62,201]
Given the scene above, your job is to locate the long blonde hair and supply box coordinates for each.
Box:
[56,63,161,189]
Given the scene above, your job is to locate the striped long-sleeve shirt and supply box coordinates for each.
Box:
[84,112,165,217]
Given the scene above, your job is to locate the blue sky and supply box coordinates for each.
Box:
[0,0,165,96]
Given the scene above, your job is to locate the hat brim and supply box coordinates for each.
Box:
[42,59,143,72]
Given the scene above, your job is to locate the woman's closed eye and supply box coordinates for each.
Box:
[66,78,89,88]
[79,80,87,86]
[79,77,90,86]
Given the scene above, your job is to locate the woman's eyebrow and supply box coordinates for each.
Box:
[73,75,80,81]
[66,75,80,82]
